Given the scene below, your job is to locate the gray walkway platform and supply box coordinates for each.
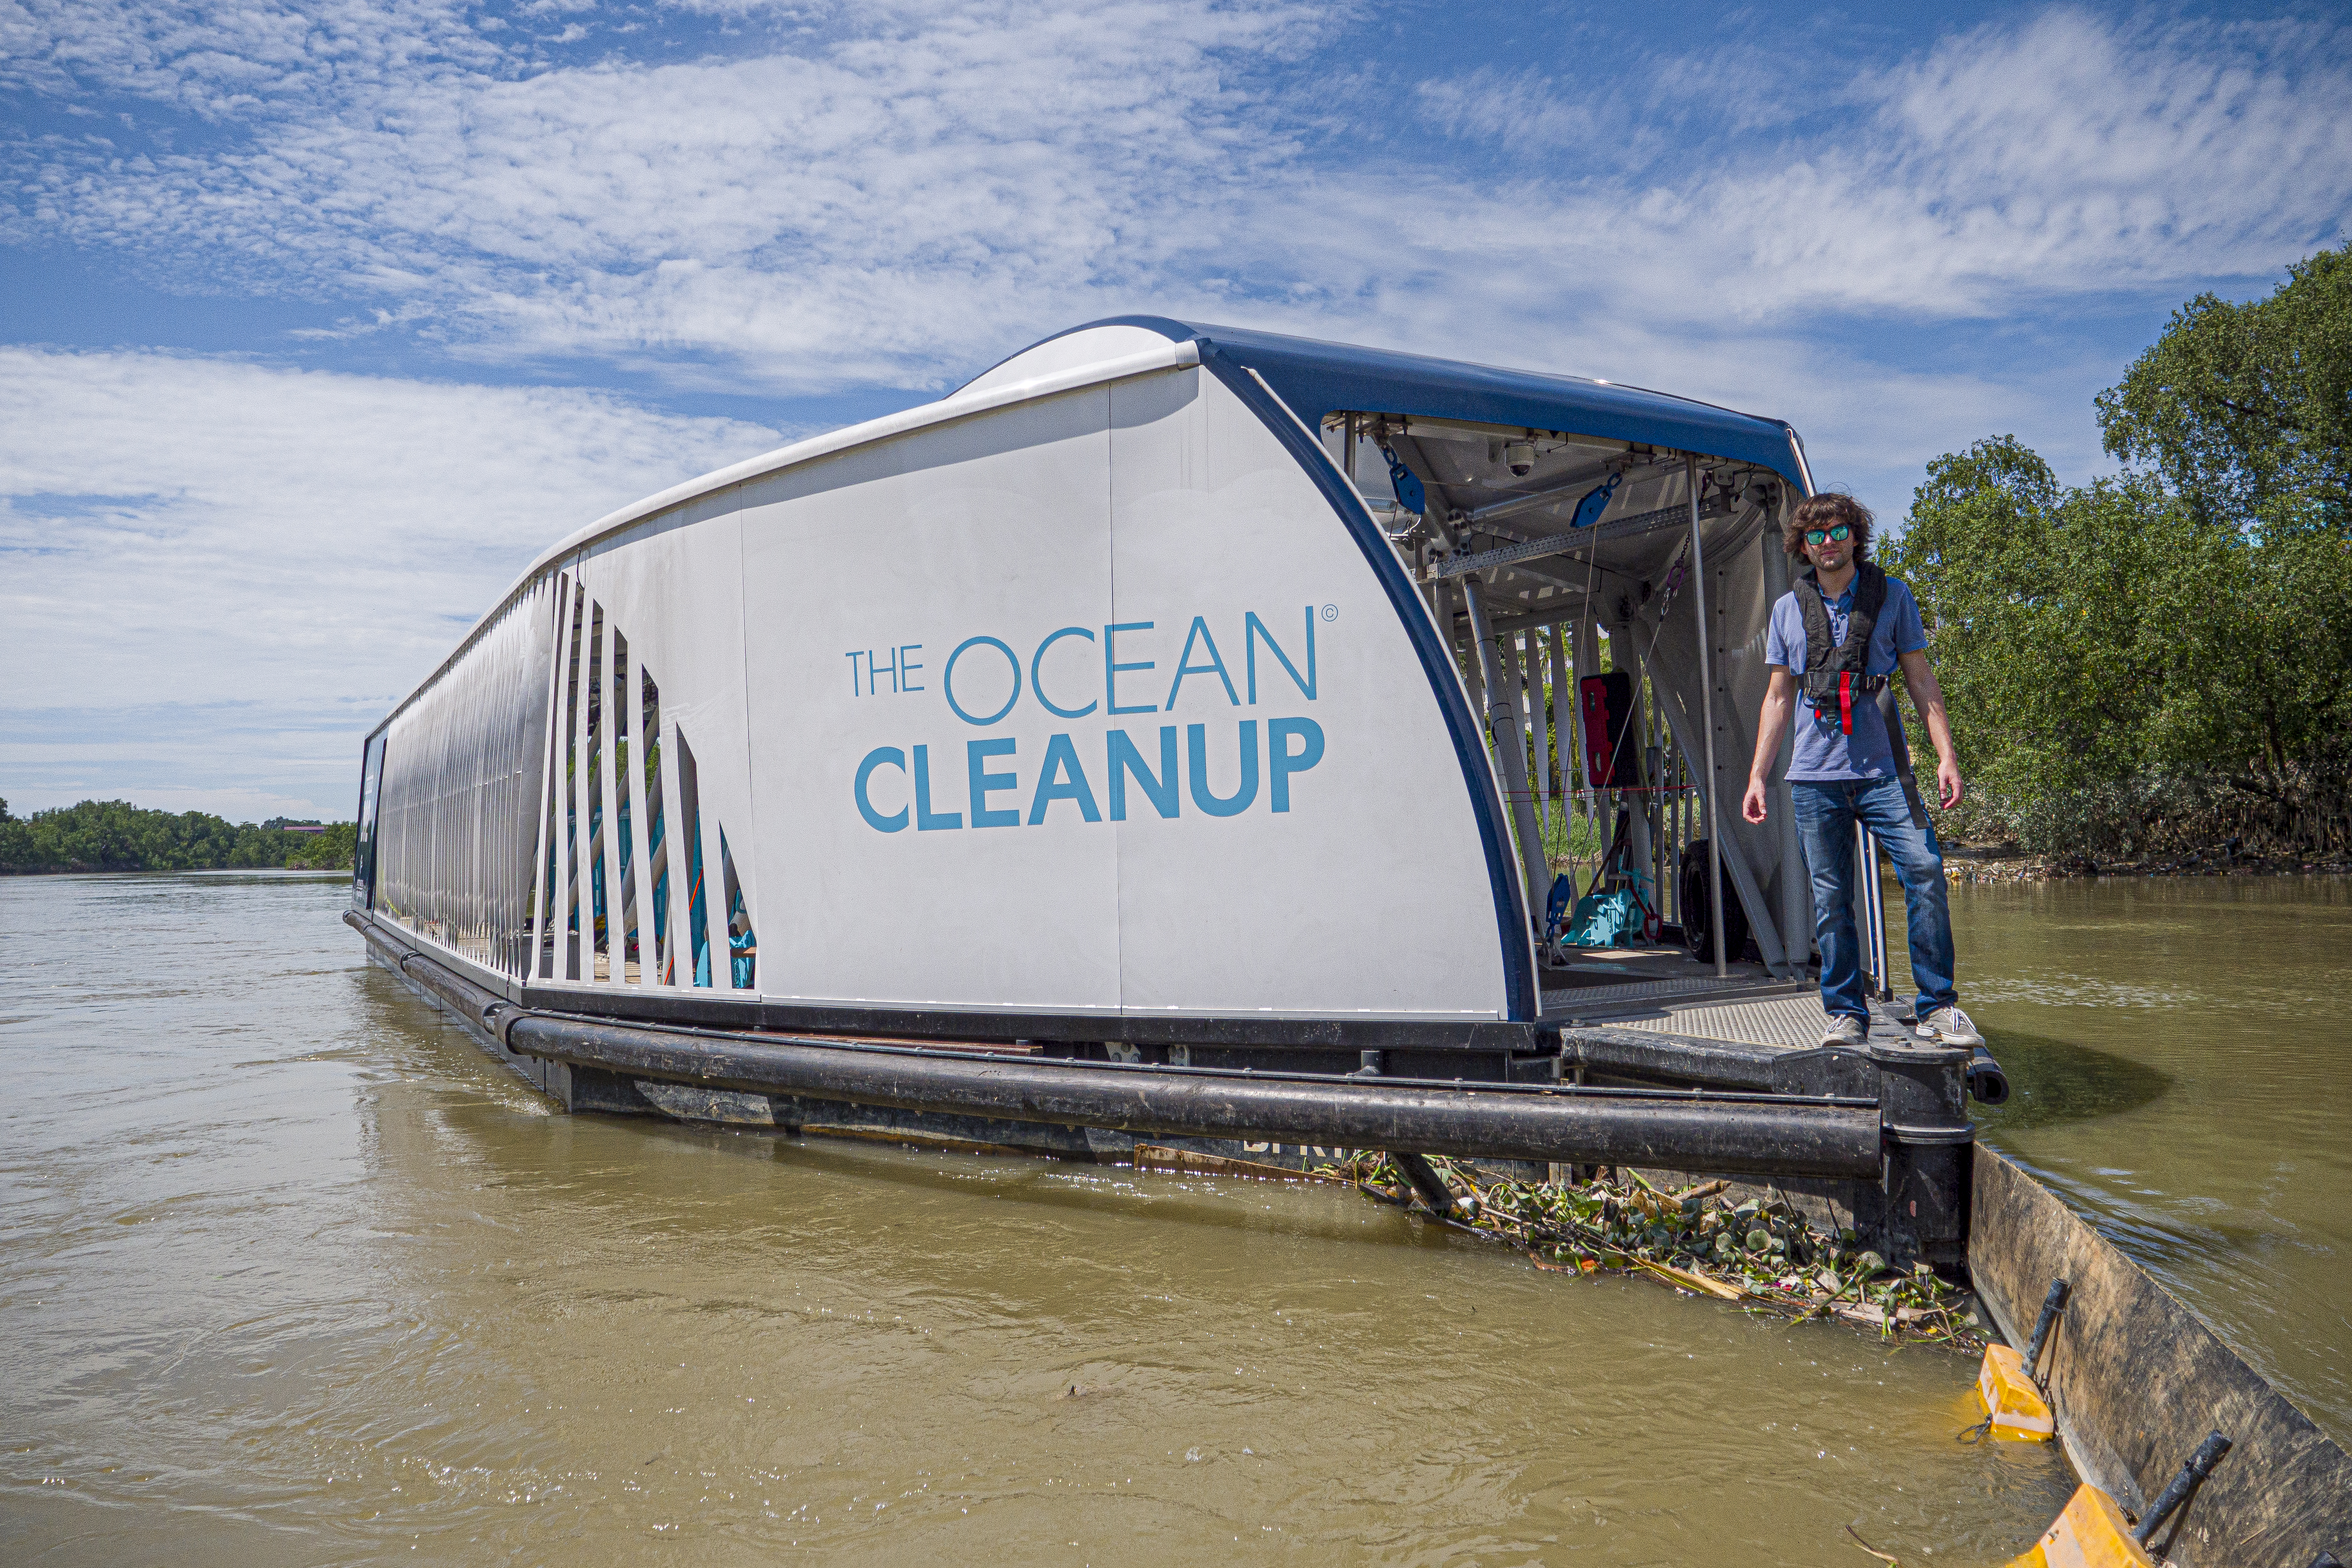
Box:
[1540,947,1913,1051]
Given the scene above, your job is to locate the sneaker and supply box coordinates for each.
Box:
[1916,1005,1984,1047]
[1821,1014,1868,1048]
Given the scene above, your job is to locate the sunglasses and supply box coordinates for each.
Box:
[1803,524,1852,546]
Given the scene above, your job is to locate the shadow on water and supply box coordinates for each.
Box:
[447,1089,1433,1255]
[1971,1026,2172,1132]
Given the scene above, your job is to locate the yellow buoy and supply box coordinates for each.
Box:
[2006,1433,2232,1568]
[1976,1277,2068,1442]
[1977,1341,2056,1440]
[2005,1483,2154,1568]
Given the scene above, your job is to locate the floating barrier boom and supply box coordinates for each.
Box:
[509,1014,1885,1179]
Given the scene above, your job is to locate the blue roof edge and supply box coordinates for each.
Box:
[964,316,1809,487]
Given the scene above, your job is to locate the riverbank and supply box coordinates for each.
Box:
[1941,846,2352,883]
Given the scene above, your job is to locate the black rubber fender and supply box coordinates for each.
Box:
[1966,1044,2009,1106]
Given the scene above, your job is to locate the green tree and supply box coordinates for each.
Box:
[1892,443,2352,857]
[2097,242,2352,539]
[286,822,358,869]
[1887,440,2188,795]
[2155,527,2352,840]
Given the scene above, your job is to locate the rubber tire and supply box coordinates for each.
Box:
[1678,840,1751,965]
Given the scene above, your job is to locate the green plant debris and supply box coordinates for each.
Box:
[1331,1155,1984,1348]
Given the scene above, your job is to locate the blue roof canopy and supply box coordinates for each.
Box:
[976,316,1810,488]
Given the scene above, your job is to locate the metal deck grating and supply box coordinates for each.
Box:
[1612,994,1833,1049]
[1539,974,1795,1008]
[1543,966,1914,1052]
[1545,968,1864,1049]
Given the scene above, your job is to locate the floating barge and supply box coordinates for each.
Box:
[347,319,2348,1558]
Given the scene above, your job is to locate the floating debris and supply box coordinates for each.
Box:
[1333,1155,1984,1347]
[1131,1144,1348,1182]
[1846,1523,1903,1563]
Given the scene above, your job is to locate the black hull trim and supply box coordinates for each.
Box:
[516,975,1548,1057]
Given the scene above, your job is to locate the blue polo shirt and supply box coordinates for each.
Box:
[1764,571,1928,781]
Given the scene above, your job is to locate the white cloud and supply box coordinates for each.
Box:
[1399,9,2352,325]
[7,0,1327,386]
[0,347,775,813]
[0,0,496,111]
[1732,10,2352,314]
[12,2,2341,401]
[1409,44,1809,176]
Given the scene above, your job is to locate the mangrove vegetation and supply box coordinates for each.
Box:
[0,798,357,873]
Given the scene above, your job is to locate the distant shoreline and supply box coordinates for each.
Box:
[0,801,357,876]
[0,862,354,877]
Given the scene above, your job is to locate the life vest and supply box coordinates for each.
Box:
[1795,562,1888,737]
[1578,670,1635,788]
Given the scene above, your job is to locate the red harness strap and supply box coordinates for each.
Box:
[1839,671,1855,735]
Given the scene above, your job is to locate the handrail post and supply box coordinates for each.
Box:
[1857,823,1891,1001]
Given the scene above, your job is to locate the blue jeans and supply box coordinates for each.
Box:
[1790,777,1958,1023]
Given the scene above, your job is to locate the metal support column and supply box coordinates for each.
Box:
[1688,456,1728,979]
[622,641,656,986]
[1462,576,1553,920]
[1517,631,1550,850]
[1550,623,1573,894]
[527,577,569,980]
[597,612,626,987]
[1439,577,1485,717]
[1761,524,1812,968]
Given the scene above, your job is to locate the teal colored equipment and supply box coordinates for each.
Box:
[1565,886,1646,948]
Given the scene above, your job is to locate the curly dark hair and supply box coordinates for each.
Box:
[1783,492,1872,560]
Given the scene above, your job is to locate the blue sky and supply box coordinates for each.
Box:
[4,0,2347,821]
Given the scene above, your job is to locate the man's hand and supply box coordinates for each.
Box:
[1898,650,1963,812]
[1744,669,1798,826]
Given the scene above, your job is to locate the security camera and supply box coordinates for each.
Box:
[1505,441,1534,477]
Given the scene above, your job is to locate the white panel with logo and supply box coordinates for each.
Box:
[728,359,1509,1020]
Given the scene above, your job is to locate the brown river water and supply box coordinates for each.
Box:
[1,871,2342,1563]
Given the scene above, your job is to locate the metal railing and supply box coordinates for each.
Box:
[1857,824,1892,1002]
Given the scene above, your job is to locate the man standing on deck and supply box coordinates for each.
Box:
[1740,493,1982,1050]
